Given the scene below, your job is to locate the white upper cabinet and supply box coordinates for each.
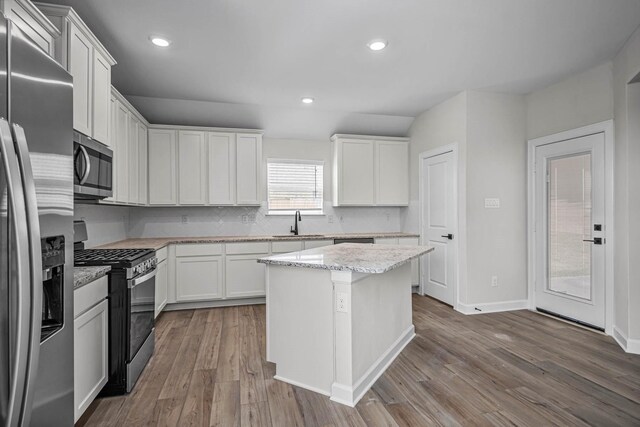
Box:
[69,25,92,136]
[332,134,409,207]
[128,115,139,205]
[138,125,148,205]
[208,132,236,205]
[92,50,111,145]
[36,4,116,144]
[114,100,129,204]
[376,140,409,205]
[236,133,262,205]
[178,131,207,205]
[148,129,177,205]
[3,0,60,57]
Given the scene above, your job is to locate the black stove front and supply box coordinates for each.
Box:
[73,246,157,396]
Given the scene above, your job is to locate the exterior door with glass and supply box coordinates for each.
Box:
[534,132,605,329]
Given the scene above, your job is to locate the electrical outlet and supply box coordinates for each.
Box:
[336,292,348,313]
[485,198,500,209]
[339,215,344,223]
[386,213,390,221]
[241,215,248,224]
[328,215,334,223]
[491,276,498,287]
[181,215,188,224]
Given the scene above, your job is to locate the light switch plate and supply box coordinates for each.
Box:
[484,198,500,209]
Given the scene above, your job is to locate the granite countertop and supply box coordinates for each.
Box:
[74,266,111,290]
[257,243,434,274]
[95,232,419,251]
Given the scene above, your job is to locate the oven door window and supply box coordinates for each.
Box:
[128,274,154,361]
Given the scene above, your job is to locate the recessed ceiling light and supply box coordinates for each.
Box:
[301,97,314,104]
[367,40,387,51]
[150,36,171,47]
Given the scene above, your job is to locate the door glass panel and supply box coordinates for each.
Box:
[547,153,592,300]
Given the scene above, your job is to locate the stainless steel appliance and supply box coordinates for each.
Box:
[74,223,156,395]
[73,131,113,200]
[333,237,374,244]
[0,14,74,427]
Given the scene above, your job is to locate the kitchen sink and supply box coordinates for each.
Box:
[272,234,326,239]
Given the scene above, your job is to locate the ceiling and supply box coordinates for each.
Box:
[46,0,640,139]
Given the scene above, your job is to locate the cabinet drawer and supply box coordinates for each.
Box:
[271,241,303,254]
[303,240,334,250]
[175,243,223,257]
[226,242,270,255]
[74,276,108,318]
[156,246,168,262]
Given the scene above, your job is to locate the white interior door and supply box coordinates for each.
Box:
[535,133,605,329]
[421,151,456,305]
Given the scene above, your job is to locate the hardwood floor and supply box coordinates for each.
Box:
[77,296,640,426]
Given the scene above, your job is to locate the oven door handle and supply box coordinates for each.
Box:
[78,145,91,185]
[129,269,157,288]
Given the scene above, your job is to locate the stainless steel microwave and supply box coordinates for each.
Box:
[73,131,113,199]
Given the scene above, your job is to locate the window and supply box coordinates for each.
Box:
[267,159,324,214]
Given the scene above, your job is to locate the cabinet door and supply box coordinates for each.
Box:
[376,141,409,205]
[225,254,267,298]
[128,116,139,205]
[148,129,177,205]
[175,255,223,301]
[103,95,117,203]
[236,133,262,205]
[114,101,129,203]
[155,260,167,317]
[178,131,207,205]
[138,125,148,205]
[69,25,92,136]
[338,140,374,205]
[74,299,108,422]
[398,237,420,286]
[208,132,236,205]
[92,50,111,144]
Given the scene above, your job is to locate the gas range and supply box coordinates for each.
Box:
[74,248,156,279]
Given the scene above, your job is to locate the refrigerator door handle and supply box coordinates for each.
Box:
[0,119,31,427]
[11,123,43,427]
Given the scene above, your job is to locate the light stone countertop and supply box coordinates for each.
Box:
[257,243,434,274]
[95,232,419,251]
[74,266,111,290]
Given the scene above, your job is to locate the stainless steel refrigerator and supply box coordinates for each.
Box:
[0,13,74,427]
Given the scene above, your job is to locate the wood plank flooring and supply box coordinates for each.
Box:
[77,296,640,426]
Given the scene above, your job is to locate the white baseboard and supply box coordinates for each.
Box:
[163,297,265,311]
[330,325,416,407]
[456,299,529,315]
[613,326,640,354]
[273,375,331,397]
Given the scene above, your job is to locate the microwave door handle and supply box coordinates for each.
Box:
[11,124,43,427]
[78,145,91,185]
[0,119,31,427]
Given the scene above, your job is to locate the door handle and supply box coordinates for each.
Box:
[441,234,454,240]
[582,237,603,245]
[11,123,43,427]
[78,145,91,185]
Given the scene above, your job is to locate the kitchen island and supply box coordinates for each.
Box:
[258,243,434,406]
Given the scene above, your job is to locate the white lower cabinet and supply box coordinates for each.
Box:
[375,237,420,286]
[175,254,224,301]
[155,259,168,317]
[73,277,108,423]
[225,254,267,298]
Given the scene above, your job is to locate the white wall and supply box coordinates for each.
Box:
[74,204,129,248]
[127,137,403,238]
[466,91,527,304]
[612,25,640,344]
[525,62,614,139]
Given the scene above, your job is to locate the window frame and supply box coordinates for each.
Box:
[266,158,325,215]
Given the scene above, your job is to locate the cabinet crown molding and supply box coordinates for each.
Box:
[35,2,116,65]
[3,0,61,36]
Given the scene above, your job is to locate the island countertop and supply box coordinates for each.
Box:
[257,243,433,274]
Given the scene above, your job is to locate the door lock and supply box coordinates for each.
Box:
[441,234,454,240]
[582,237,603,245]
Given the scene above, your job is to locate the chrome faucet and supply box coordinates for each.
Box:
[290,210,302,235]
